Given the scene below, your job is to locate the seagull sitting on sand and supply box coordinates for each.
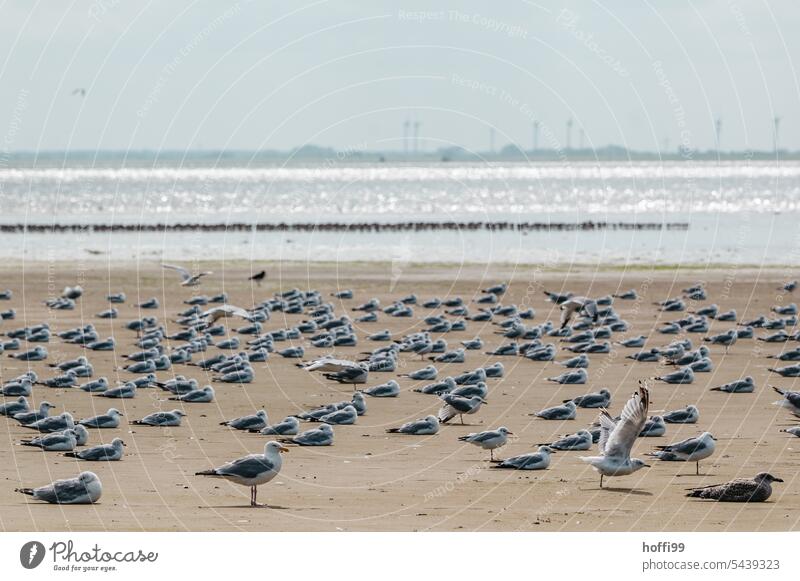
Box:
[16,471,102,504]
[131,409,186,427]
[196,441,288,507]
[386,415,440,435]
[279,424,334,446]
[256,417,300,436]
[220,410,269,431]
[567,388,611,408]
[663,405,699,424]
[580,383,651,488]
[78,408,123,428]
[538,430,593,451]
[64,438,125,461]
[710,377,754,393]
[161,263,212,287]
[491,446,554,470]
[686,472,783,502]
[458,427,513,461]
[20,429,79,451]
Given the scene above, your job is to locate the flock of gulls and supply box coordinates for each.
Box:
[2,266,796,510]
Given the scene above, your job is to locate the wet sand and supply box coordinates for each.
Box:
[0,261,798,531]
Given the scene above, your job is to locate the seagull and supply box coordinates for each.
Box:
[313,405,357,425]
[0,396,29,416]
[647,432,716,475]
[703,329,737,352]
[399,365,438,381]
[639,415,666,437]
[279,424,334,446]
[131,409,186,427]
[491,446,554,470]
[654,367,695,385]
[580,383,651,488]
[538,430,593,451]
[663,405,700,424]
[78,408,123,428]
[386,415,440,435]
[16,471,102,504]
[161,263,212,287]
[200,305,251,323]
[256,417,300,436]
[220,410,269,431]
[533,401,577,420]
[771,386,800,415]
[64,438,125,461]
[196,441,288,507]
[20,429,79,451]
[710,377,754,393]
[13,401,55,425]
[359,380,400,398]
[559,296,599,329]
[458,427,513,461]
[170,386,215,403]
[566,388,611,408]
[546,369,588,385]
[686,473,783,502]
[437,394,486,425]
[24,412,74,433]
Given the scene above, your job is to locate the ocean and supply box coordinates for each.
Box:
[1,160,798,265]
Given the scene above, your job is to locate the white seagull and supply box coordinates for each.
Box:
[196,441,289,507]
[580,383,651,488]
[161,263,213,287]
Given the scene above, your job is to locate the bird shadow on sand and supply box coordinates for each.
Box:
[587,487,653,496]
[674,473,716,478]
[202,504,290,510]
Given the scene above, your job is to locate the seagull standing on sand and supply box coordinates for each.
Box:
[437,394,486,425]
[580,383,651,488]
[161,263,213,287]
[647,432,716,475]
[196,441,288,507]
[458,427,513,461]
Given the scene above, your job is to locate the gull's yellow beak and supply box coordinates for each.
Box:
[279,445,290,454]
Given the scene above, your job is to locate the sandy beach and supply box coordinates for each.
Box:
[1,261,798,532]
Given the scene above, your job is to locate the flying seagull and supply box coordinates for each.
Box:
[161,263,212,287]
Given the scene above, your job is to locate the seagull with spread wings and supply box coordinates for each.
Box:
[580,382,651,488]
[559,296,599,329]
[200,304,251,323]
[161,263,213,287]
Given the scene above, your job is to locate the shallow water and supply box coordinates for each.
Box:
[1,160,798,264]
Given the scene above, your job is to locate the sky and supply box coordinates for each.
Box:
[1,0,799,153]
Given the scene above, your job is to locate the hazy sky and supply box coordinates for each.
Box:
[1,0,798,153]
